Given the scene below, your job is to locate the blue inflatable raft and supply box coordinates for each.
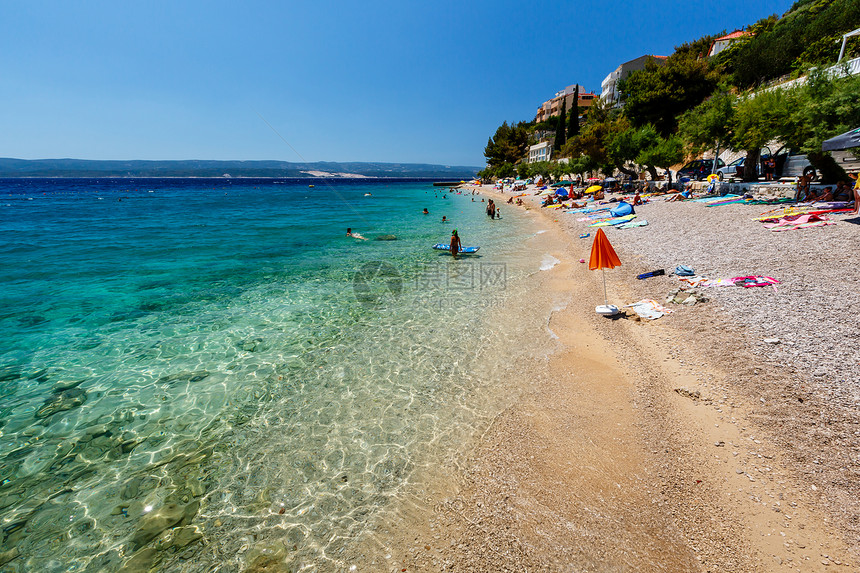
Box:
[433,244,480,254]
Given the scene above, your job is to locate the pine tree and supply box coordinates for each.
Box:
[554,98,567,151]
[567,85,580,139]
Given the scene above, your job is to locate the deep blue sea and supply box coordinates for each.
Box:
[0,178,557,571]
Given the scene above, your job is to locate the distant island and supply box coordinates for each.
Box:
[0,158,480,179]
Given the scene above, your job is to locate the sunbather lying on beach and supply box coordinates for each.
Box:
[834,181,851,202]
[817,187,834,202]
[801,187,820,202]
[667,187,692,202]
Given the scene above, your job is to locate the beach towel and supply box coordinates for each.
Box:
[679,275,710,288]
[617,220,648,229]
[590,214,636,227]
[730,275,779,292]
[704,197,748,207]
[762,213,835,232]
[625,299,674,320]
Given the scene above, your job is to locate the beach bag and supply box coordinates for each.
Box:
[674,265,695,276]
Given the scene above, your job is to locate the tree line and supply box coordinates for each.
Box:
[480,0,860,184]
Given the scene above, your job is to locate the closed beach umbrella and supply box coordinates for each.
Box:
[585,185,602,194]
[822,127,860,151]
[589,228,621,315]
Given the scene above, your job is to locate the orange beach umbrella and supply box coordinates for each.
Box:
[589,228,621,270]
[589,228,621,314]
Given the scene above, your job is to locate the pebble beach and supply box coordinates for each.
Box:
[375,183,860,572]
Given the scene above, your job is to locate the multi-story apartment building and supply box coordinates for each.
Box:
[600,55,667,106]
[535,85,598,124]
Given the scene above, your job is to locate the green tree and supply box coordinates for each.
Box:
[554,99,567,151]
[731,89,791,181]
[619,55,719,136]
[604,117,644,179]
[484,121,529,168]
[635,126,684,186]
[495,162,516,179]
[516,162,531,179]
[678,89,736,157]
[778,72,860,182]
[567,85,580,140]
[724,1,860,88]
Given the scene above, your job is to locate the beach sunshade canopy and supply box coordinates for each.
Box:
[604,177,617,182]
[585,185,602,194]
[822,127,860,151]
[587,177,601,182]
[589,228,621,271]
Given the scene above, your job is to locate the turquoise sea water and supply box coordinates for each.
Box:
[0,178,552,571]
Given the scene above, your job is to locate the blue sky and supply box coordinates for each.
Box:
[1,0,794,166]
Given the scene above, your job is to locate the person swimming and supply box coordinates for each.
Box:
[423,208,429,214]
[346,228,367,240]
[441,216,448,222]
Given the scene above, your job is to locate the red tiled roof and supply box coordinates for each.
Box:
[714,30,751,42]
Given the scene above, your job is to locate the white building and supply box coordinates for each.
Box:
[600,55,667,105]
[528,141,551,164]
[707,31,752,58]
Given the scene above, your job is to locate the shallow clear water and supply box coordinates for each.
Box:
[0,178,552,571]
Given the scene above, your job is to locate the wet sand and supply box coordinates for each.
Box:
[361,185,858,572]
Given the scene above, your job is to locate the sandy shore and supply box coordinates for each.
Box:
[366,185,859,571]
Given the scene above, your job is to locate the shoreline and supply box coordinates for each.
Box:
[371,183,858,571]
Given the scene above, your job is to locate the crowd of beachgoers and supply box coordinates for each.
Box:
[473,175,859,397]
[457,175,860,563]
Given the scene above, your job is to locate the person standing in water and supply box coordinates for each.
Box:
[450,229,462,259]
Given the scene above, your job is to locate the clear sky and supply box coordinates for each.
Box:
[1,0,795,166]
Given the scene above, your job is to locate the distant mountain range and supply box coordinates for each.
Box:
[0,158,480,179]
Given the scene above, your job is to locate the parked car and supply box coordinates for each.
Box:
[776,149,816,180]
[677,158,725,181]
[715,157,746,180]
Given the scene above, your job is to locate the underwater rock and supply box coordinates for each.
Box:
[0,365,21,383]
[51,378,85,392]
[0,547,19,566]
[166,525,202,550]
[130,500,199,550]
[120,476,144,500]
[35,388,87,419]
[26,368,49,381]
[238,338,263,352]
[130,503,185,549]
[116,547,159,573]
[244,547,289,573]
[18,315,47,327]
[374,234,397,241]
[157,370,210,384]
